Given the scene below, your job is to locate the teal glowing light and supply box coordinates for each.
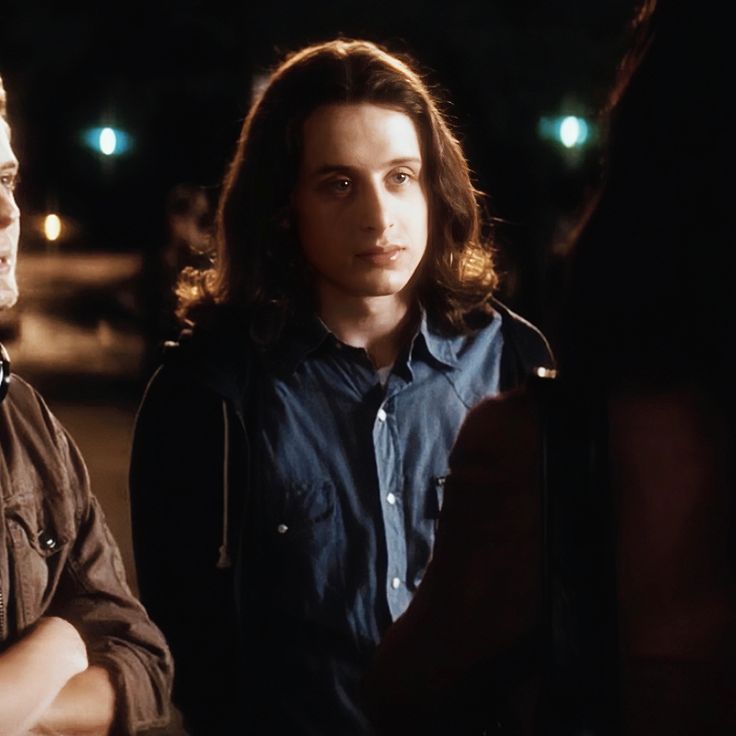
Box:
[82,127,132,156]
[537,115,591,148]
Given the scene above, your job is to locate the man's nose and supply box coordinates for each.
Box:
[359,181,394,233]
[0,188,19,229]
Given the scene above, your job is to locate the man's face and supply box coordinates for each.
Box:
[0,120,20,309]
[294,103,428,309]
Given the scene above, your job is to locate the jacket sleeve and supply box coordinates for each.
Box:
[47,416,174,735]
[129,365,242,734]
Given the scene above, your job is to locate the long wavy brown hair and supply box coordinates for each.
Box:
[178,39,498,336]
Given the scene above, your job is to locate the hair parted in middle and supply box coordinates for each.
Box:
[178,38,499,336]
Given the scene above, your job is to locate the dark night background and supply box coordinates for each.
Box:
[0,0,636,582]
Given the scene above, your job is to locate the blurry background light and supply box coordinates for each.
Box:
[82,126,132,156]
[538,114,592,149]
[559,115,589,147]
[99,127,117,155]
[44,213,62,241]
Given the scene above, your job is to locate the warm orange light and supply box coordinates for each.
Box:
[44,214,62,242]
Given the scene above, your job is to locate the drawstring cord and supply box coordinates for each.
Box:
[216,400,233,569]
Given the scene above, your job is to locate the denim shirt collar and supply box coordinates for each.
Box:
[411,310,460,370]
[270,308,461,376]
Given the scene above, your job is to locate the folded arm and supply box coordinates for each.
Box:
[0,616,89,736]
[38,419,173,735]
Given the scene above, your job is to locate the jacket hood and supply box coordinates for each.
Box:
[163,307,256,405]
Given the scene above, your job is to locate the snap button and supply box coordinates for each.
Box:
[276,523,289,535]
[38,530,57,551]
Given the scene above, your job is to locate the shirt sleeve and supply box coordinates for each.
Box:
[47,416,174,736]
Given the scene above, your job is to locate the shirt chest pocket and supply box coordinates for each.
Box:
[269,480,335,542]
[261,479,343,621]
[5,492,74,631]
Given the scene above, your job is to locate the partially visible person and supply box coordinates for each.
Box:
[130,39,553,735]
[142,184,214,376]
[0,74,173,736]
[366,2,736,734]
[560,2,735,729]
[165,185,212,261]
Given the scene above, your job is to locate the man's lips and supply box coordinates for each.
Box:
[355,246,405,264]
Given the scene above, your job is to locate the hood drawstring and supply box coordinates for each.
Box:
[216,400,233,569]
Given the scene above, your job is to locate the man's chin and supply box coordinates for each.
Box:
[0,286,18,310]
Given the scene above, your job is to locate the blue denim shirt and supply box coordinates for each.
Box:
[245,311,504,734]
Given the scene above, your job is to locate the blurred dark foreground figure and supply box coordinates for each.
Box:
[365,2,736,734]
[0,76,172,735]
[130,38,552,735]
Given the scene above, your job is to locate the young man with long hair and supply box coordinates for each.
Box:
[130,39,552,734]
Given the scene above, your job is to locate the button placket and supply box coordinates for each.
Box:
[372,398,410,619]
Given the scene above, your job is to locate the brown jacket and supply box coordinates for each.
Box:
[0,375,173,734]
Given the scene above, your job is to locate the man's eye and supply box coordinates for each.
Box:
[390,171,412,186]
[329,178,351,193]
[1,173,19,192]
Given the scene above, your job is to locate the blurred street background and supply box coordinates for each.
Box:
[0,0,638,584]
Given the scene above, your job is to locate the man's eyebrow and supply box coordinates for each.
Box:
[308,157,423,177]
[0,160,19,172]
[388,157,422,166]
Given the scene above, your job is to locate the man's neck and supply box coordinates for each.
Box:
[317,287,417,370]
